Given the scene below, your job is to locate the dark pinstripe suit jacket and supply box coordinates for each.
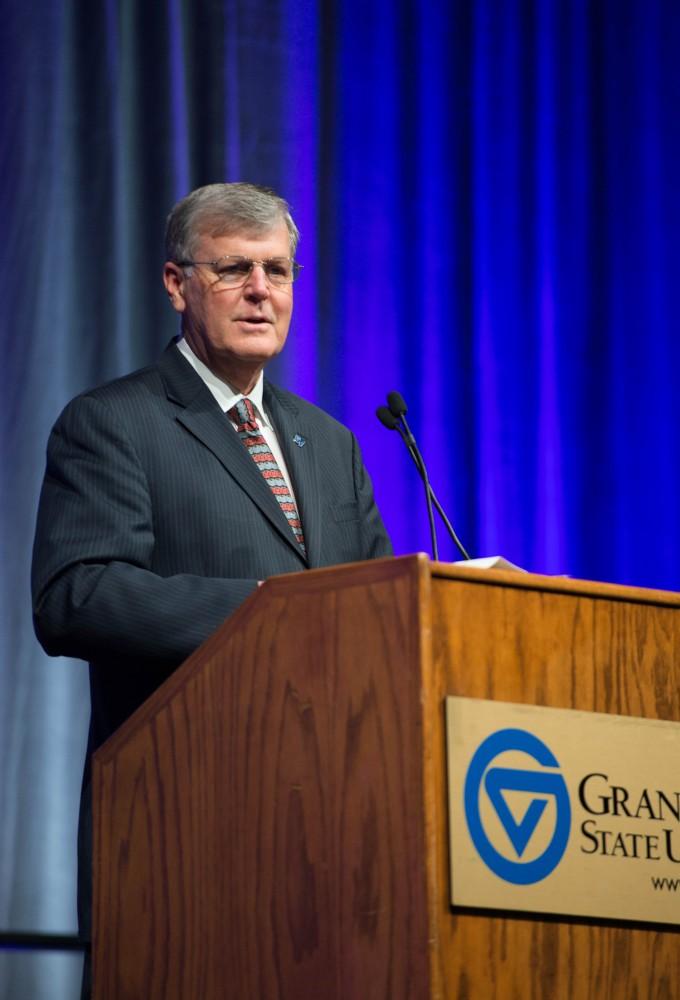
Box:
[32,341,392,751]
[32,342,392,941]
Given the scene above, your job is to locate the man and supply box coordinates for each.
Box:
[31,182,392,993]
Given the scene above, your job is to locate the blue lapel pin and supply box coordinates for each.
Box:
[293,433,306,448]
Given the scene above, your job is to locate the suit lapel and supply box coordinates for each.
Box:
[158,344,307,563]
[264,381,321,568]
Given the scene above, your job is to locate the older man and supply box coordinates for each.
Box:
[31,182,392,993]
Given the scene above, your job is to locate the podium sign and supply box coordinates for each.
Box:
[446,696,680,925]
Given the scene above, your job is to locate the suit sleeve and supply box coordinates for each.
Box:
[31,394,258,667]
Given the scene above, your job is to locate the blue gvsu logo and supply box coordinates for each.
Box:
[464,728,571,885]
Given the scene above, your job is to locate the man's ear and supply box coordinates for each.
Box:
[163,262,187,313]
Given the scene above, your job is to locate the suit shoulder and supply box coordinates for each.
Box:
[81,362,163,403]
[56,362,165,420]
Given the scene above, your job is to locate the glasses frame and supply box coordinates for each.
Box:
[177,255,303,287]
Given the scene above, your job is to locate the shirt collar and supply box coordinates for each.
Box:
[176,337,268,426]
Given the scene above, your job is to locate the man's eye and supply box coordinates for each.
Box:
[218,261,250,279]
[266,261,290,277]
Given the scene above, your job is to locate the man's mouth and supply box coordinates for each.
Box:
[237,316,271,326]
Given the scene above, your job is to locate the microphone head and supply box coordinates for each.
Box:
[387,391,407,418]
[376,405,399,430]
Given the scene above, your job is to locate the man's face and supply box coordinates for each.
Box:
[164,221,294,386]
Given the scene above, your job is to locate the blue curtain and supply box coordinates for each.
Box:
[2,1,679,995]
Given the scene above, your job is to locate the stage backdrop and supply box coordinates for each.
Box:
[2,1,679,996]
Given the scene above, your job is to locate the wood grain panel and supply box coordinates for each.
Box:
[425,568,680,1000]
[94,557,431,999]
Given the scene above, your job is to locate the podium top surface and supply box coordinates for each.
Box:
[428,557,680,608]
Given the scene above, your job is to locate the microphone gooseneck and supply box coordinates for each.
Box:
[378,394,438,559]
[376,392,471,562]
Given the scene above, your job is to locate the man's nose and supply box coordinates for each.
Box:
[243,263,270,298]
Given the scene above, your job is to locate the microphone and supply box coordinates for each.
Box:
[377,398,438,559]
[376,392,471,561]
[376,405,399,431]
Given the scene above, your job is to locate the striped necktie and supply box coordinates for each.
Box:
[228,397,306,555]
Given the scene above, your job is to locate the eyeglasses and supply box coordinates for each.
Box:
[178,255,303,287]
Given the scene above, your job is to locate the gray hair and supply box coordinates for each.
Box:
[165,182,300,262]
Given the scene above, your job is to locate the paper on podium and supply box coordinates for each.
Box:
[453,555,527,573]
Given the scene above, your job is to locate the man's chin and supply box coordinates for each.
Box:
[227,331,286,359]
[213,339,285,372]
[232,320,279,340]
[230,343,283,364]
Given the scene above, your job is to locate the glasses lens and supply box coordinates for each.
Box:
[213,258,252,285]
[210,257,299,286]
[263,258,295,284]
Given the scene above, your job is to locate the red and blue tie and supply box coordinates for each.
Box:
[228,397,306,555]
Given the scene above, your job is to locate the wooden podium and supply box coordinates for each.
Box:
[92,555,680,999]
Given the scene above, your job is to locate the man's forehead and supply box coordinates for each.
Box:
[196,221,290,257]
